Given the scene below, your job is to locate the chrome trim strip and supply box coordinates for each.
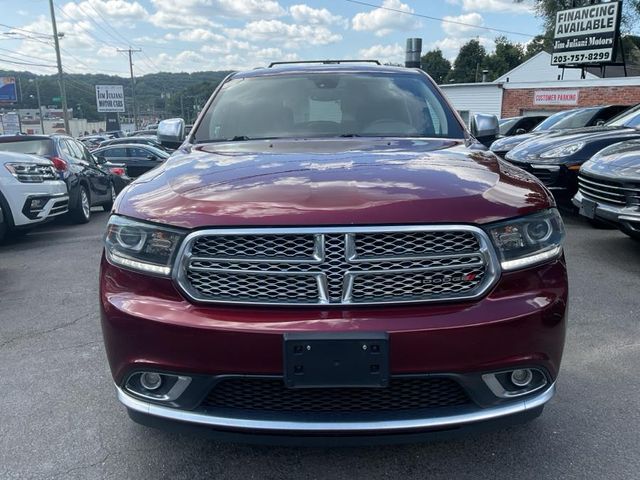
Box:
[579,175,639,192]
[171,225,501,306]
[578,189,627,205]
[481,370,548,398]
[116,383,555,433]
[578,181,626,198]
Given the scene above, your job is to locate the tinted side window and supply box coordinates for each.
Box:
[128,148,151,157]
[101,147,127,158]
[64,139,84,161]
[74,140,94,163]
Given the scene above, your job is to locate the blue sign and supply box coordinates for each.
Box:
[0,77,17,102]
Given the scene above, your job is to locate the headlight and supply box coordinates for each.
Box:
[484,209,565,271]
[104,215,185,276]
[539,142,585,159]
[5,162,56,183]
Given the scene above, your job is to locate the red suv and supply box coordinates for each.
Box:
[100,62,568,443]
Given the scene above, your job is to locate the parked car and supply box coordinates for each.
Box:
[79,135,111,150]
[93,144,170,178]
[0,151,68,242]
[101,62,568,443]
[573,140,640,240]
[0,135,118,223]
[490,105,630,158]
[129,129,157,137]
[504,105,640,197]
[97,136,171,152]
[498,115,547,137]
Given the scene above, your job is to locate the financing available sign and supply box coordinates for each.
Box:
[95,85,125,113]
[551,1,622,66]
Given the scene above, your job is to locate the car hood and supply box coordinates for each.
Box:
[582,139,640,180]
[507,126,637,159]
[115,138,553,229]
[490,131,543,153]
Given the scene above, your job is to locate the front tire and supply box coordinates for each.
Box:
[72,185,91,224]
[102,183,116,212]
[621,225,640,241]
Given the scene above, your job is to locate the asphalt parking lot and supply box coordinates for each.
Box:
[0,208,639,480]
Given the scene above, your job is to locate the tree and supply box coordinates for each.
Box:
[483,36,525,80]
[524,34,551,58]
[420,49,451,84]
[446,39,486,83]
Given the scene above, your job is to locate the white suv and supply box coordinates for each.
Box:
[0,151,69,242]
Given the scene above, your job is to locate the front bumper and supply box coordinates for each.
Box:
[0,179,68,227]
[506,160,578,193]
[572,191,640,229]
[100,254,568,438]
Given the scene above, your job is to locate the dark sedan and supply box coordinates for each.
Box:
[97,136,170,152]
[0,135,118,223]
[93,144,170,178]
[491,105,630,158]
[504,105,640,197]
[573,140,640,240]
[498,115,547,137]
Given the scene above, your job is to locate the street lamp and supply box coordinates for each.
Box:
[28,78,45,134]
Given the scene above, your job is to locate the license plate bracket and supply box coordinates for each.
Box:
[283,332,389,388]
[580,197,598,219]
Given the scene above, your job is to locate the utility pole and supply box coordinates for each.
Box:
[48,0,70,134]
[118,47,141,129]
[29,78,45,134]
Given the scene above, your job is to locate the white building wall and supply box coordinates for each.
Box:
[440,83,503,122]
[494,52,597,83]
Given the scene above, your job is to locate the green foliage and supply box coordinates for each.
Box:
[0,69,232,121]
[483,36,525,80]
[446,39,487,83]
[420,49,452,84]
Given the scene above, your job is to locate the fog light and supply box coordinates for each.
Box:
[30,199,46,210]
[511,369,533,387]
[140,372,162,391]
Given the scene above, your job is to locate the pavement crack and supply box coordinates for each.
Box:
[0,312,93,349]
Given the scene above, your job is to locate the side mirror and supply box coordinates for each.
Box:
[515,128,527,135]
[94,155,106,164]
[595,119,605,126]
[470,113,500,148]
[157,118,186,149]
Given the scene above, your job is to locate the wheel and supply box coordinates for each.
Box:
[71,185,91,224]
[587,218,616,230]
[621,225,640,241]
[0,215,6,244]
[102,183,116,212]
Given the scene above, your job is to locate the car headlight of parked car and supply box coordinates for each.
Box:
[484,209,565,271]
[105,215,185,276]
[539,142,585,159]
[5,162,57,183]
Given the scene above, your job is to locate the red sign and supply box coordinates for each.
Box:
[534,90,580,106]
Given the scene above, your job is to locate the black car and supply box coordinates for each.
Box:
[97,136,170,152]
[490,105,630,158]
[573,140,640,240]
[504,105,640,197]
[92,144,170,178]
[0,135,119,223]
[498,115,547,137]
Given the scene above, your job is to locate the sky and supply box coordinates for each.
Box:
[0,0,543,77]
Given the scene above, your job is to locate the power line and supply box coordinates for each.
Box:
[118,47,142,128]
[344,0,537,38]
[0,56,57,68]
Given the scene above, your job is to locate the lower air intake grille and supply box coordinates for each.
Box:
[200,377,471,413]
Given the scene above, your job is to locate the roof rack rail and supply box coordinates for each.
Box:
[268,60,381,68]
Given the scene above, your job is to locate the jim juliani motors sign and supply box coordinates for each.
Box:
[551,1,621,66]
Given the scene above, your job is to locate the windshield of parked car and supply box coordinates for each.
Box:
[605,104,640,128]
[532,109,580,131]
[0,139,53,156]
[534,108,599,132]
[194,72,465,142]
[499,118,519,135]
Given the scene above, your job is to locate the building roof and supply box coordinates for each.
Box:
[493,52,598,84]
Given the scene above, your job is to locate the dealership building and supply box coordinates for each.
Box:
[441,51,640,122]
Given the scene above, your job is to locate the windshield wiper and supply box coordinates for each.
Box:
[339,134,360,137]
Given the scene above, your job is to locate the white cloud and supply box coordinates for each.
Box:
[64,0,148,20]
[289,4,347,27]
[352,0,421,37]
[148,0,285,27]
[448,0,533,14]
[429,36,494,60]
[441,12,485,37]
[226,20,342,49]
[150,47,297,72]
[358,43,404,64]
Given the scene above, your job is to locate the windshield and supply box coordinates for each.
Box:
[533,108,599,132]
[606,104,640,128]
[0,139,53,156]
[499,118,519,135]
[194,72,464,142]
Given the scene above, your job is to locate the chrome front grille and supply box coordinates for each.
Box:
[578,174,640,207]
[176,226,499,306]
